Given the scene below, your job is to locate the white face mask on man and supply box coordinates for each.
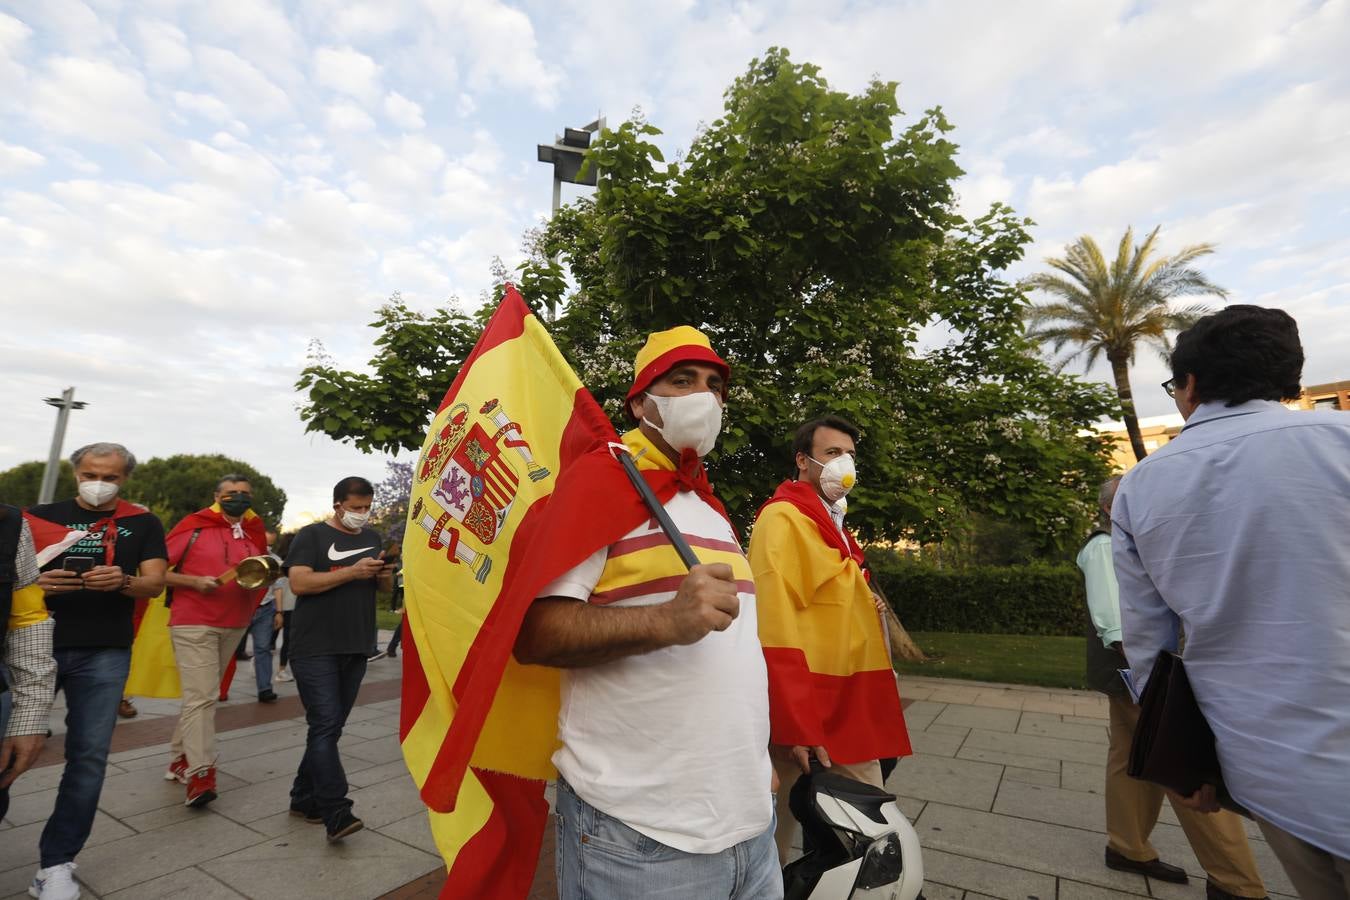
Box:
[339,509,371,530]
[642,391,724,459]
[78,480,120,507]
[809,453,857,503]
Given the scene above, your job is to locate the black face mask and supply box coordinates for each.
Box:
[220,495,252,516]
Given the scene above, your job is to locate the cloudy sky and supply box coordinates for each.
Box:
[2,0,1347,526]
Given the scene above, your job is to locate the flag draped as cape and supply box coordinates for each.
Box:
[749,479,911,764]
[399,286,725,898]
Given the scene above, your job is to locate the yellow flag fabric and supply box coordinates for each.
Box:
[124,593,180,698]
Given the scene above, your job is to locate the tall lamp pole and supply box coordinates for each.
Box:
[536,116,605,320]
[39,387,87,504]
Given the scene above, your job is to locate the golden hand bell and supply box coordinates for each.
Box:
[217,555,281,590]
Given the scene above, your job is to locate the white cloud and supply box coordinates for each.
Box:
[135,18,192,73]
[173,90,232,123]
[325,101,376,132]
[314,45,382,104]
[197,46,293,121]
[28,56,159,141]
[383,90,424,129]
[0,140,44,174]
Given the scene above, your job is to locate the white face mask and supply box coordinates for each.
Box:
[642,391,723,459]
[78,480,120,507]
[810,454,857,503]
[340,509,370,530]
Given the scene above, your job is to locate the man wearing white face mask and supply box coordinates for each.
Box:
[748,416,912,863]
[516,326,780,900]
[283,476,393,842]
[26,442,166,900]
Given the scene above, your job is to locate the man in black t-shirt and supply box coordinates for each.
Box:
[25,442,167,900]
[283,475,392,842]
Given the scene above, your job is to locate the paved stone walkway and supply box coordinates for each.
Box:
[1,647,1299,899]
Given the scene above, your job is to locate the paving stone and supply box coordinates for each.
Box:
[1020,697,1080,715]
[216,743,306,784]
[915,802,1148,893]
[972,691,1028,711]
[1146,820,1295,896]
[957,746,1061,773]
[348,759,418,789]
[890,754,1003,811]
[1002,766,1059,787]
[73,811,263,895]
[215,723,309,760]
[342,719,397,741]
[917,883,963,900]
[341,734,407,765]
[120,802,201,833]
[346,771,425,828]
[1064,715,1112,727]
[1061,761,1106,795]
[928,687,984,705]
[200,828,442,900]
[376,810,439,856]
[0,811,133,872]
[963,728,1105,765]
[209,773,299,825]
[97,765,247,818]
[2,787,57,826]
[921,847,1057,899]
[927,724,971,739]
[1016,712,1108,745]
[1058,879,1150,899]
[1073,700,1109,719]
[932,705,1021,733]
[992,779,1105,833]
[909,727,966,757]
[898,699,945,732]
[103,866,246,899]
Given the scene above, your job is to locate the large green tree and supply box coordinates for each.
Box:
[1023,226,1226,462]
[123,454,287,530]
[0,460,76,508]
[298,49,1115,550]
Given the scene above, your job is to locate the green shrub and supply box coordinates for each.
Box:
[867,549,1088,636]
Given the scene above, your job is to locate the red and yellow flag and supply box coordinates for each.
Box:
[400,286,656,898]
[749,480,912,765]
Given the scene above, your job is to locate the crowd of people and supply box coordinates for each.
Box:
[1,303,1346,900]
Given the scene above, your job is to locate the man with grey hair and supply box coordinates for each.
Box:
[161,473,270,808]
[1078,476,1266,899]
[26,442,167,900]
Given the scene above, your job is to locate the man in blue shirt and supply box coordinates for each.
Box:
[1113,306,1350,899]
[1079,477,1266,898]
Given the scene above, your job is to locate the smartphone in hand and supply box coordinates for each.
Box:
[63,557,96,575]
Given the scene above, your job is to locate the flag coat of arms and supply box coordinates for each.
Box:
[400,286,667,898]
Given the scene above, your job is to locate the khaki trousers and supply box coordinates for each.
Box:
[1106,695,1265,896]
[1256,817,1350,900]
[170,625,246,777]
[773,754,884,864]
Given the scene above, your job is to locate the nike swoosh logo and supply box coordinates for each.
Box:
[328,544,373,561]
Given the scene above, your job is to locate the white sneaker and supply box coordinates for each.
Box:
[275,668,293,682]
[366,650,387,662]
[29,862,80,900]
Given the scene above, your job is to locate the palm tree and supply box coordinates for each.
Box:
[1023,226,1227,462]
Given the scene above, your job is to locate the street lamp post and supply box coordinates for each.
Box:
[39,387,87,504]
[536,116,605,320]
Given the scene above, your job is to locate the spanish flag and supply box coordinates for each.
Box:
[749,480,912,764]
[400,286,663,898]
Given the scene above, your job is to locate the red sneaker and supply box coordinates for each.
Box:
[185,768,218,808]
[165,754,188,784]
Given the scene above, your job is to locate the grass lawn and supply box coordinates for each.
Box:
[894,632,1089,690]
[376,606,402,631]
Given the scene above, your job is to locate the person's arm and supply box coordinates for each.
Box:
[1,616,57,788]
[514,563,741,668]
[1079,539,1123,648]
[1111,499,1179,694]
[289,557,384,595]
[164,568,220,594]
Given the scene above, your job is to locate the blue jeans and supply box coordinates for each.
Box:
[249,601,276,694]
[0,687,12,821]
[555,778,782,900]
[289,654,365,828]
[386,619,402,654]
[40,647,130,867]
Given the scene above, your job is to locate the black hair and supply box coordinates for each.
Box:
[790,415,861,478]
[216,473,251,491]
[1170,305,1303,407]
[332,476,375,504]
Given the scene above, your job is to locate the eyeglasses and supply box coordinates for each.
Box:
[1161,378,1176,398]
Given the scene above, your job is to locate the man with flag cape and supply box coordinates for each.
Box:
[747,414,912,862]
[400,287,779,899]
[24,442,167,900]
[159,476,269,807]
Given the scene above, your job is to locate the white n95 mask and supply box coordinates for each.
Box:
[643,391,723,458]
[78,481,120,507]
[811,454,857,503]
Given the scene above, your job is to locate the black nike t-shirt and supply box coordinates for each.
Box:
[28,499,168,650]
[283,521,382,658]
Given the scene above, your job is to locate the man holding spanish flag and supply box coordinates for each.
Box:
[513,325,780,899]
[748,414,912,862]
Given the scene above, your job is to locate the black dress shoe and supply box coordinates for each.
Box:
[258,689,278,704]
[1105,846,1189,883]
[1206,879,1268,900]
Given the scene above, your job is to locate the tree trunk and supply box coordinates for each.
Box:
[1108,351,1148,463]
[871,580,928,662]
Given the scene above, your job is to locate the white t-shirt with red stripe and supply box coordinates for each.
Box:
[538,489,773,854]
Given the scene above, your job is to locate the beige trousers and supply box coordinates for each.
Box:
[1256,817,1350,900]
[1106,694,1265,896]
[773,753,884,864]
[170,625,246,777]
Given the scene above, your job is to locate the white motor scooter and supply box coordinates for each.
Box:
[782,764,925,900]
